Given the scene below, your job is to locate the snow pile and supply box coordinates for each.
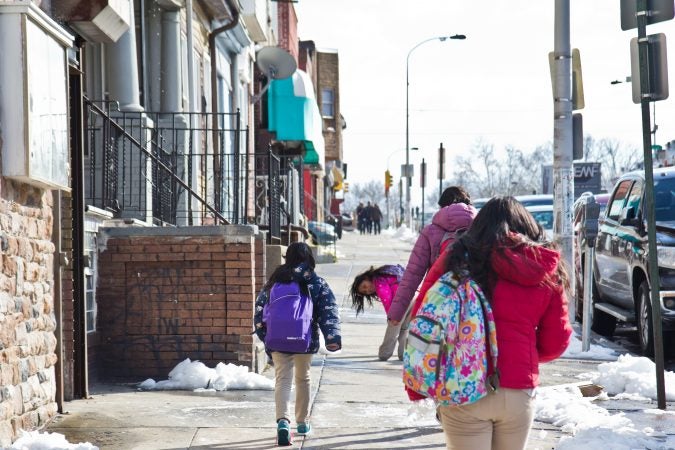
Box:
[9,430,98,450]
[535,354,675,449]
[383,224,417,244]
[562,333,618,360]
[535,385,669,449]
[593,354,675,401]
[139,358,274,391]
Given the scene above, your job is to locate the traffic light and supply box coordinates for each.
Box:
[384,170,393,195]
[343,182,349,193]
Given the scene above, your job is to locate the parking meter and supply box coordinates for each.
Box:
[581,195,601,351]
[581,197,600,248]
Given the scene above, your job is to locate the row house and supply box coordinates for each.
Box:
[0,0,345,446]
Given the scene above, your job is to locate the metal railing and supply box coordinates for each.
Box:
[83,99,250,226]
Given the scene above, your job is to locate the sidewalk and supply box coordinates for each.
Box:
[44,230,666,449]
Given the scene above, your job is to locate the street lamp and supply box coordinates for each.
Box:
[405,34,466,227]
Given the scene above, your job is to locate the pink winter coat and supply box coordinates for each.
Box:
[387,203,477,321]
[374,275,399,313]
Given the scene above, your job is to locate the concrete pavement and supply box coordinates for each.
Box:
[46,230,613,449]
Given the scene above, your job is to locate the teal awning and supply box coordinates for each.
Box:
[268,70,325,167]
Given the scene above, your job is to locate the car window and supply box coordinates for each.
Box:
[522,199,553,207]
[654,177,675,221]
[530,211,553,230]
[625,181,643,216]
[607,180,633,220]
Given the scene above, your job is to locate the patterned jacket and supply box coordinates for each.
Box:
[254,263,342,353]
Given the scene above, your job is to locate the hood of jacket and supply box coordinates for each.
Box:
[291,263,317,285]
[491,237,559,287]
[430,203,477,233]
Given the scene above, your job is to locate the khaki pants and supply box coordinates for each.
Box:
[438,388,535,450]
[379,304,412,361]
[271,352,313,424]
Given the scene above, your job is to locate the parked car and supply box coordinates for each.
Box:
[573,192,610,317]
[340,213,354,231]
[473,194,553,211]
[515,194,554,208]
[525,204,554,240]
[307,221,337,245]
[584,168,675,355]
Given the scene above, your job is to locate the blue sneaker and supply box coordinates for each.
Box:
[277,419,292,446]
[296,422,312,436]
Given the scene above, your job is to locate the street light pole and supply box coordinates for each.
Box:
[406,34,465,228]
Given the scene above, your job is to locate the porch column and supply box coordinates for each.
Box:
[160,9,182,112]
[105,0,143,112]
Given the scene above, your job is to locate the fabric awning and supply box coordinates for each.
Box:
[268,69,325,167]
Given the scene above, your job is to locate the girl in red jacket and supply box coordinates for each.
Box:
[438,196,572,450]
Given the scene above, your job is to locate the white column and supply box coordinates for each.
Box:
[160,9,182,112]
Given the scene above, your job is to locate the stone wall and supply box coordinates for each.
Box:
[0,178,58,447]
[94,225,264,381]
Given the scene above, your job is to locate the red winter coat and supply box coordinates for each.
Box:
[388,203,477,321]
[405,237,572,401]
[490,240,572,389]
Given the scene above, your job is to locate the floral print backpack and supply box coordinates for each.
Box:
[402,271,499,406]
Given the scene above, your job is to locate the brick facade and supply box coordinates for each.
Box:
[0,179,58,447]
[94,226,264,381]
[317,51,342,162]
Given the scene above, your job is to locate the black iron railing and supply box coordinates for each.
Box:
[83,99,250,226]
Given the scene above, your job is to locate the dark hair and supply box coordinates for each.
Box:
[349,266,391,315]
[438,186,471,207]
[446,196,569,299]
[263,242,315,293]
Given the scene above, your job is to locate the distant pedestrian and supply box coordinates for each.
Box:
[371,204,383,234]
[356,202,366,235]
[363,201,374,234]
[349,264,406,361]
[254,242,342,446]
[437,196,572,449]
[388,186,474,326]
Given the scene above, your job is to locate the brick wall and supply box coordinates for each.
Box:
[0,178,58,447]
[95,226,262,381]
[317,51,342,162]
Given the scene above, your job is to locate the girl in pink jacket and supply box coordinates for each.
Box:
[349,264,405,360]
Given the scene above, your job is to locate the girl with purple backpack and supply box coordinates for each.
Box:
[254,242,342,446]
[349,264,405,361]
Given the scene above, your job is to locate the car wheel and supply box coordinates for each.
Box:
[309,232,318,245]
[637,281,655,356]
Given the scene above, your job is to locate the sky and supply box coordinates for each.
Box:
[295,1,675,201]
[12,329,675,449]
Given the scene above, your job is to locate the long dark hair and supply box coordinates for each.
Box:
[349,266,392,315]
[263,242,315,294]
[446,196,569,299]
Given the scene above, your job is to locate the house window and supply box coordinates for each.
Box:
[321,88,334,118]
[85,266,96,333]
[84,230,97,333]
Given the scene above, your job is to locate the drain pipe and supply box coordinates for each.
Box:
[209,0,240,214]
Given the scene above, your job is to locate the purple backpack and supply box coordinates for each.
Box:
[263,282,314,353]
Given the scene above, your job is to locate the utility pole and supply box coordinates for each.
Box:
[553,0,575,320]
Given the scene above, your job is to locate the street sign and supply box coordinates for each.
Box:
[548,48,585,110]
[541,162,602,198]
[630,33,669,103]
[401,164,414,178]
[621,0,674,30]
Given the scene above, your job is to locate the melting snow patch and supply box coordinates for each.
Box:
[138,358,274,391]
[9,430,98,450]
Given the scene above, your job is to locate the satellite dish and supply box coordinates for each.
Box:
[256,46,297,80]
[251,46,297,103]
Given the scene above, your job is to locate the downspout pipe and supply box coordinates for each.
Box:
[209,0,240,212]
